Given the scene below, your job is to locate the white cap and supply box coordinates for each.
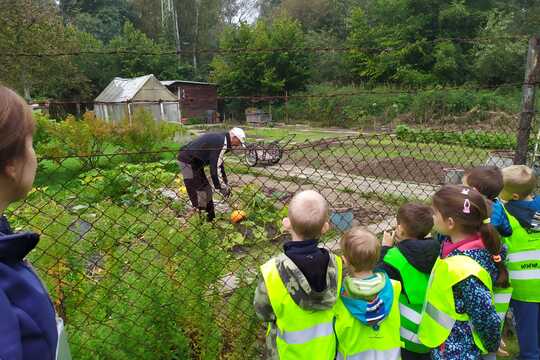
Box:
[230,127,246,147]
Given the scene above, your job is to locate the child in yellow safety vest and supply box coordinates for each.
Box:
[500,165,540,360]
[377,203,440,360]
[253,190,342,360]
[463,165,515,357]
[334,227,402,360]
[418,185,510,360]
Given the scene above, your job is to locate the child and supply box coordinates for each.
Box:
[500,165,540,360]
[463,166,512,237]
[253,190,342,360]
[0,86,71,359]
[463,165,514,357]
[377,203,440,360]
[334,227,402,360]
[418,185,508,360]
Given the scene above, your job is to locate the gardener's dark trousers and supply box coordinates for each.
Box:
[178,161,215,222]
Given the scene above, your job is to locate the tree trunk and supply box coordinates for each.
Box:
[193,0,199,72]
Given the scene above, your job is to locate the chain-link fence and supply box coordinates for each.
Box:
[7,122,534,359]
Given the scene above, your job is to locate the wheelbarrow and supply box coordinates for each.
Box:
[244,134,296,167]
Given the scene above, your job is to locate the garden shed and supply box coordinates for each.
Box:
[161,80,218,123]
[95,74,180,124]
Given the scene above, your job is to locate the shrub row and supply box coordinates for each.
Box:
[269,84,520,127]
[395,125,517,150]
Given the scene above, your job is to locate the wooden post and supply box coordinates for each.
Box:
[127,102,133,125]
[515,37,540,165]
[159,100,165,122]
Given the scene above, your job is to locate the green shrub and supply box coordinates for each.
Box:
[269,83,520,127]
[7,161,294,359]
[36,112,114,168]
[112,109,178,154]
[395,124,518,150]
[184,117,205,125]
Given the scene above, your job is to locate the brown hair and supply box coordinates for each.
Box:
[397,203,434,239]
[502,165,537,199]
[288,190,329,239]
[340,227,380,272]
[0,86,35,173]
[464,166,504,201]
[433,185,509,287]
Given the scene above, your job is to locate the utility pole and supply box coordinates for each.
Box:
[515,37,540,165]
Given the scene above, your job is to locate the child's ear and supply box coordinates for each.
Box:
[447,217,455,230]
[3,160,18,182]
[282,217,292,231]
[341,255,348,266]
[321,221,330,235]
[396,224,403,238]
[512,193,521,201]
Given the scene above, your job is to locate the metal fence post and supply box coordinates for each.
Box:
[515,36,540,165]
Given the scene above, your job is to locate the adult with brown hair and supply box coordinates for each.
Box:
[0,86,71,360]
[418,185,509,360]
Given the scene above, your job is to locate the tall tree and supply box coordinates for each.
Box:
[346,0,498,86]
[211,17,310,98]
[0,0,91,99]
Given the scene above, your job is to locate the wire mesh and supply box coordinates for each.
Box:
[6,123,528,359]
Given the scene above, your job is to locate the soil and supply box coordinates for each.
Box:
[345,157,451,184]
[284,150,452,184]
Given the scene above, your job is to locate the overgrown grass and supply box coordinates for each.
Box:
[269,83,522,128]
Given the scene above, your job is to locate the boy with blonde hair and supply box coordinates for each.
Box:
[500,165,540,360]
[254,190,342,360]
[335,227,401,360]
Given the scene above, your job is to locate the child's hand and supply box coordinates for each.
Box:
[382,231,395,247]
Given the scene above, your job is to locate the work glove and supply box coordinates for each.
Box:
[220,185,231,198]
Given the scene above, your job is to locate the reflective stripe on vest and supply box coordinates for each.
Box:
[399,303,421,325]
[493,288,512,322]
[337,347,401,360]
[384,247,430,353]
[418,255,493,353]
[261,254,343,360]
[508,249,540,262]
[400,327,421,344]
[277,322,334,344]
[494,292,512,304]
[509,269,540,280]
[424,302,455,330]
[502,205,540,302]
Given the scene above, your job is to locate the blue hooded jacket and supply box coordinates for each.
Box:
[0,216,58,360]
[340,272,395,329]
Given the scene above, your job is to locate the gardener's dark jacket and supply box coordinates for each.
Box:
[177,132,231,189]
[0,216,58,360]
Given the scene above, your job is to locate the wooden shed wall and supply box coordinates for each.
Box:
[173,84,218,119]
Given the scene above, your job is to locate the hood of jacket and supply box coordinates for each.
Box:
[274,251,340,311]
[397,238,440,274]
[0,216,58,360]
[340,272,394,329]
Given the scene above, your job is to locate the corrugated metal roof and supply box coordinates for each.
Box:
[95,74,154,102]
[161,80,217,87]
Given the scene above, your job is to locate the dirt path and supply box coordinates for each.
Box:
[241,163,438,201]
